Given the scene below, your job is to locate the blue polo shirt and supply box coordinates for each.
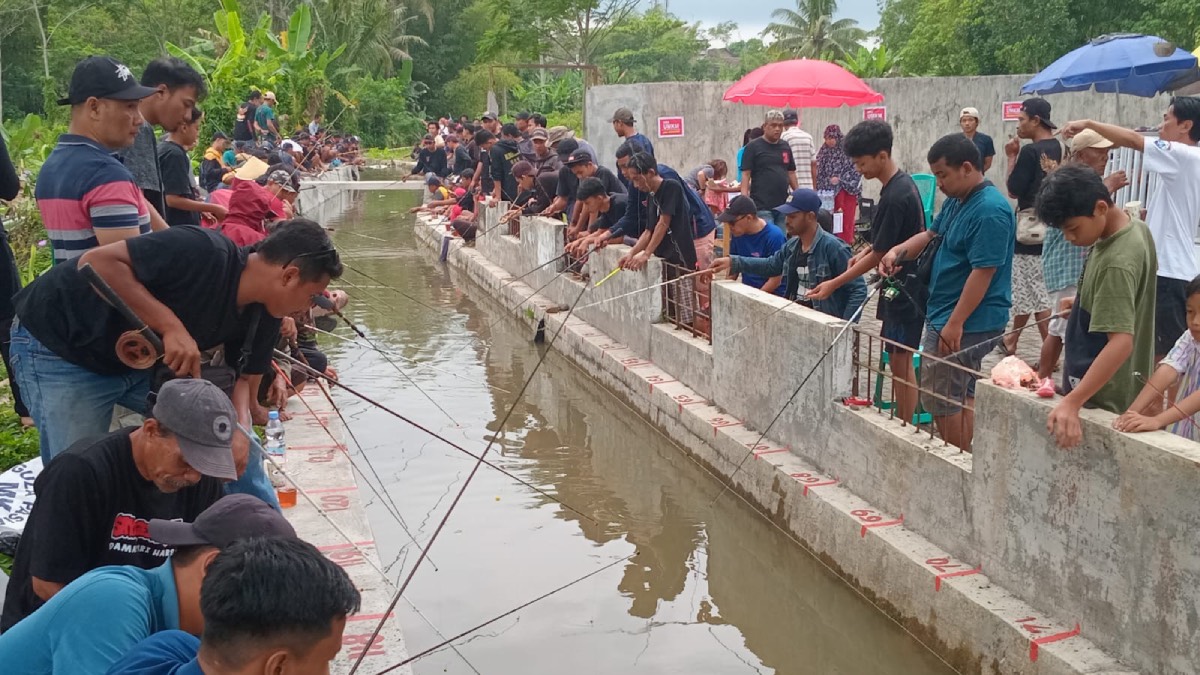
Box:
[104,630,201,675]
[730,222,787,294]
[0,561,181,675]
[926,181,1014,332]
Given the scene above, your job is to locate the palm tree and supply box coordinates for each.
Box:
[764,0,866,61]
[312,0,431,78]
[837,45,901,77]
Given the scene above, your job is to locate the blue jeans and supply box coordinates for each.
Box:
[10,320,280,510]
[10,320,151,462]
[757,208,786,230]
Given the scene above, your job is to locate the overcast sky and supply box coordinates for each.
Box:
[657,0,881,45]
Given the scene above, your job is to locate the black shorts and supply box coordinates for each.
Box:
[882,318,924,354]
[1155,276,1188,357]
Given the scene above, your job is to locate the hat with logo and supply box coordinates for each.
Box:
[564,151,594,166]
[266,170,298,193]
[149,494,297,547]
[775,188,823,215]
[960,107,981,121]
[480,111,498,121]
[717,195,758,223]
[547,126,576,146]
[511,160,536,179]
[150,378,239,481]
[530,128,549,141]
[1020,98,1056,129]
[611,107,636,125]
[782,108,799,124]
[1070,128,1114,151]
[57,56,159,106]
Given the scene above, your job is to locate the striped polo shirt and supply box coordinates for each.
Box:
[35,134,150,263]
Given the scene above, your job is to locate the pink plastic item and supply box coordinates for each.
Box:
[990,355,1038,390]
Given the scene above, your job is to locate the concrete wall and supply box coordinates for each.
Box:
[585,77,1168,201]
[298,165,358,224]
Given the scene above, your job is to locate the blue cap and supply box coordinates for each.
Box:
[268,410,280,420]
[775,188,822,215]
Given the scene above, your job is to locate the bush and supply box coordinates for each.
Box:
[334,76,425,148]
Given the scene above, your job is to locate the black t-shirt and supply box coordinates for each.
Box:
[647,178,697,268]
[1007,137,1063,254]
[451,146,473,174]
[13,226,283,376]
[233,104,253,141]
[591,193,629,232]
[491,139,522,201]
[0,428,223,631]
[870,171,926,322]
[157,141,200,227]
[513,188,544,215]
[556,165,626,201]
[244,103,259,135]
[742,137,796,211]
[792,247,813,306]
[414,148,448,178]
[478,146,494,194]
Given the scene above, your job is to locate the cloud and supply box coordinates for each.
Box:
[663,0,880,36]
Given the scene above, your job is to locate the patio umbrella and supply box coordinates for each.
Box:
[723,59,884,108]
[1021,33,1199,98]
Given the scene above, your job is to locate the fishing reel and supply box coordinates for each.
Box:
[115,328,162,370]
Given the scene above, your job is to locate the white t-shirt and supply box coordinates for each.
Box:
[1143,138,1200,281]
[781,126,815,189]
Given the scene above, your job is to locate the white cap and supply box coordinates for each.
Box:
[960,107,981,120]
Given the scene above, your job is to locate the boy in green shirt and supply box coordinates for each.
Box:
[1034,164,1157,448]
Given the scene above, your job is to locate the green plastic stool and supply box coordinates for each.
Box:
[873,349,934,425]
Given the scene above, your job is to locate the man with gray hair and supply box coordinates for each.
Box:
[741,109,799,229]
[1,378,236,631]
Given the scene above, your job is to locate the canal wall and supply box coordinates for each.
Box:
[415,209,1199,674]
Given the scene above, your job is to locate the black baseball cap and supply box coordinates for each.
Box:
[564,151,594,166]
[149,494,297,547]
[1020,98,1056,130]
[717,195,758,223]
[782,108,799,124]
[58,56,159,106]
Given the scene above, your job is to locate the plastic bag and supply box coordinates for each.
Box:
[0,457,42,556]
[990,355,1038,390]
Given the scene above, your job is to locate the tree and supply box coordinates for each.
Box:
[477,0,639,65]
[764,0,866,61]
[837,45,900,78]
[311,0,430,79]
[597,8,715,82]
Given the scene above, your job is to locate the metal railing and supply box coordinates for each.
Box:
[850,326,987,451]
[661,260,711,342]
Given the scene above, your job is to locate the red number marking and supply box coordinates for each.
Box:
[1015,617,1053,635]
[790,472,821,484]
[307,451,335,463]
[925,557,961,574]
[855,511,904,537]
[326,549,366,568]
[1028,623,1081,662]
[343,634,386,659]
[320,494,351,511]
[850,508,883,523]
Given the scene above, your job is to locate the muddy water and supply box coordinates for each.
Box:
[316,184,955,675]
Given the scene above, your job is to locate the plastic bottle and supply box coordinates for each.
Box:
[263,411,297,508]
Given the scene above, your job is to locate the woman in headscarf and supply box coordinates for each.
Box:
[815,124,862,244]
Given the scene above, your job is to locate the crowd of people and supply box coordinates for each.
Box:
[0,53,360,673]
[415,96,1200,455]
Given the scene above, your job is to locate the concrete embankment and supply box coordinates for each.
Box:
[415,207,1199,675]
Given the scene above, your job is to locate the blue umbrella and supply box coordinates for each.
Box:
[1021,33,1199,98]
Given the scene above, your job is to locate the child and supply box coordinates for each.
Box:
[409,176,456,213]
[1035,164,1157,449]
[1114,274,1200,441]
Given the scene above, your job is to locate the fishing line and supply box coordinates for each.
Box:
[276,350,603,527]
[708,279,885,507]
[370,552,636,674]
[332,308,460,426]
[346,280,592,675]
[573,268,708,312]
[270,362,427,567]
[341,260,451,316]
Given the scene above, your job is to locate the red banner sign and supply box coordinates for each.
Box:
[863,106,886,121]
[1002,101,1024,121]
[657,116,685,138]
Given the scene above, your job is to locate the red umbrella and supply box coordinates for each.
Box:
[723,59,883,108]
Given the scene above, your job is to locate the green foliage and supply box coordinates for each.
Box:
[512,73,583,115]
[0,114,62,176]
[765,0,867,61]
[0,114,63,284]
[837,45,900,78]
[0,362,39,474]
[311,0,429,80]
[598,8,717,83]
[337,76,425,147]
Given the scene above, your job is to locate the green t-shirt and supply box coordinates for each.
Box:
[1062,218,1157,414]
[254,104,276,139]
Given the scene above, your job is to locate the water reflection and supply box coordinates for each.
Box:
[317,188,953,674]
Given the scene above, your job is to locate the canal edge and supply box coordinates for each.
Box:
[412,214,1137,675]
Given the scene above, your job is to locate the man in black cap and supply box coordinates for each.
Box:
[566,176,631,256]
[712,195,787,295]
[36,56,163,266]
[408,134,448,179]
[1,378,237,631]
[0,494,295,673]
[491,123,523,203]
[526,128,560,174]
[1001,97,1059,356]
[547,150,626,237]
[612,107,653,157]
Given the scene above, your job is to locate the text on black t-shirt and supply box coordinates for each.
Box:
[741,138,797,211]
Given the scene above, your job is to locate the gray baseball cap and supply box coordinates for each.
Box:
[149,494,297,547]
[266,170,298,193]
[152,378,238,481]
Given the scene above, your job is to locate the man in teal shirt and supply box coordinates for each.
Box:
[0,494,294,674]
[254,92,279,146]
[881,133,1014,451]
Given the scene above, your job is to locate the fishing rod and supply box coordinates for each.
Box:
[270,361,427,566]
[340,260,451,317]
[275,350,602,528]
[572,267,709,312]
[346,279,592,675]
[370,552,635,674]
[329,305,460,426]
[708,278,885,507]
